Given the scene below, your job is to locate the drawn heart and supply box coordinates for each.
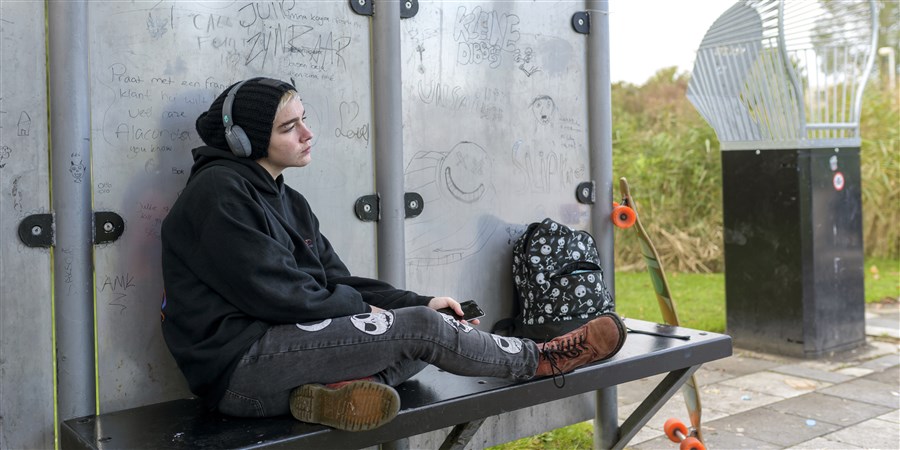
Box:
[340,101,359,124]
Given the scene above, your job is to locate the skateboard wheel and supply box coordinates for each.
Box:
[611,204,636,228]
[664,418,688,443]
[680,436,705,450]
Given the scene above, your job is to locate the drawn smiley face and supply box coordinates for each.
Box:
[440,141,490,203]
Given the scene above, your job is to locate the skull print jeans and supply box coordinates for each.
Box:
[217,305,541,417]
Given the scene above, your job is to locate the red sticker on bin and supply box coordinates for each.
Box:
[833,172,845,191]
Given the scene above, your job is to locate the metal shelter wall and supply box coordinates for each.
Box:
[0,3,55,449]
[1,1,613,448]
[400,1,593,325]
[86,1,378,414]
[397,2,606,445]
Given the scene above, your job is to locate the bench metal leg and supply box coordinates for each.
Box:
[594,386,618,450]
[381,416,486,450]
[610,365,701,450]
[438,418,487,450]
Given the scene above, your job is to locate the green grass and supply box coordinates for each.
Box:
[864,257,900,304]
[488,421,595,450]
[489,258,899,450]
[614,271,726,333]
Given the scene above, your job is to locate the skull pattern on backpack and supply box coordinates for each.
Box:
[510,218,614,342]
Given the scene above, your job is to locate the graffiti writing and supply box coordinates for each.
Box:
[453,6,521,68]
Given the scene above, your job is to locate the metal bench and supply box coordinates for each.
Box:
[61,318,731,450]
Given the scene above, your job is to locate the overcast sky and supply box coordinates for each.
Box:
[608,0,733,84]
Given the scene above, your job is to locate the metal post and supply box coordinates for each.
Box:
[48,0,96,421]
[372,0,406,288]
[586,1,618,448]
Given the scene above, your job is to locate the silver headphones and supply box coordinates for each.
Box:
[222,80,252,157]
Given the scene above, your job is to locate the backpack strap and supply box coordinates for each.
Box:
[490,318,516,336]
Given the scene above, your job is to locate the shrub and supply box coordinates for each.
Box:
[612,67,899,272]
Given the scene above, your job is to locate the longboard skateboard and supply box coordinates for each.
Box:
[613,177,705,446]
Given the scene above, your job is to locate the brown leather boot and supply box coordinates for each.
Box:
[290,379,400,432]
[534,313,626,387]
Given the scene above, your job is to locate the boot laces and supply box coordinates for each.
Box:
[540,335,587,388]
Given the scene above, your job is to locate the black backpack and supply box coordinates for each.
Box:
[504,218,615,342]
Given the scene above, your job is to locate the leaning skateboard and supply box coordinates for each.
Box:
[613,177,705,448]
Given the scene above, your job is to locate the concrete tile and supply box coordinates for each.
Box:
[707,407,841,447]
[866,304,900,339]
[877,410,900,424]
[693,383,782,415]
[820,416,900,450]
[794,359,850,373]
[731,348,800,364]
[765,392,892,426]
[867,324,899,339]
[719,371,830,399]
[834,366,874,377]
[825,340,898,364]
[614,361,746,403]
[866,314,899,324]
[819,378,900,409]
[858,352,900,371]
[629,426,779,450]
[786,436,863,449]
[620,312,898,450]
[862,366,900,391]
[702,353,788,378]
[692,365,735,385]
[618,366,734,405]
[770,363,855,384]
[694,426,781,450]
[618,392,729,430]
[616,372,729,404]
[623,424,666,449]
[618,399,651,423]
[617,374,666,406]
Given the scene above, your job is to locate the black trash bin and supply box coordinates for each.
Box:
[687,0,876,357]
[721,147,865,357]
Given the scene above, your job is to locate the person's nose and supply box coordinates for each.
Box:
[300,123,314,143]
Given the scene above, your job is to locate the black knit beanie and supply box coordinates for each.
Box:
[195,77,295,160]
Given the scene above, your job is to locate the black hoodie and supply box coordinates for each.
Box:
[160,146,431,407]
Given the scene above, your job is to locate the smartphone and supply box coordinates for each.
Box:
[437,300,485,321]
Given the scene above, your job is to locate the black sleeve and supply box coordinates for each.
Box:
[328,275,433,310]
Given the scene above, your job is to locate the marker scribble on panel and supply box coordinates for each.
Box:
[529,95,556,125]
[405,141,498,266]
[453,6,521,69]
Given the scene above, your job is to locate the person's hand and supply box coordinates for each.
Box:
[427,297,480,325]
[369,305,386,314]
